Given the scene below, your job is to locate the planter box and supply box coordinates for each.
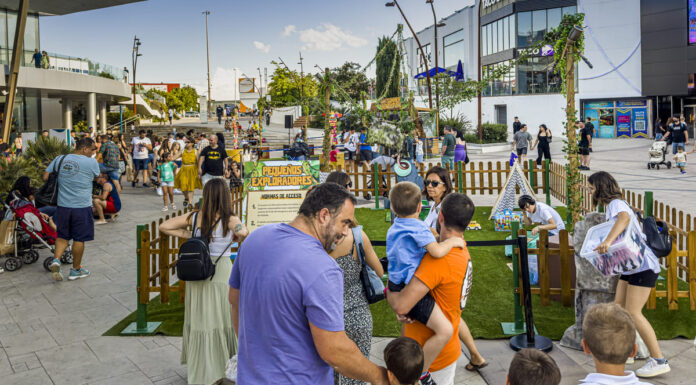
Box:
[466,142,511,154]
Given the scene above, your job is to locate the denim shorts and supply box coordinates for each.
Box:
[55,206,94,242]
[99,164,120,181]
[134,158,149,170]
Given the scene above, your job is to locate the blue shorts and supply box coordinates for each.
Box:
[134,158,149,170]
[148,153,155,165]
[99,164,120,181]
[55,206,94,242]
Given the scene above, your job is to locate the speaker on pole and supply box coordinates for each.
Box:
[284,115,293,129]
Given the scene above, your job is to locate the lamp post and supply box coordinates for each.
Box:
[426,0,445,110]
[203,10,212,120]
[132,36,141,115]
[386,1,432,109]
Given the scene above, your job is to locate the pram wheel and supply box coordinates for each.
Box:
[5,257,22,271]
[647,163,651,169]
[364,193,371,200]
[21,250,39,264]
[61,250,73,264]
[667,161,672,169]
[43,256,53,271]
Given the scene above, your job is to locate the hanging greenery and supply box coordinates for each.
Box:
[375,36,400,99]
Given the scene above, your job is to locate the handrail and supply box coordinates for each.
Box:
[107,114,141,132]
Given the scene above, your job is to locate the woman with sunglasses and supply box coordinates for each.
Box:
[326,170,353,191]
[421,165,489,372]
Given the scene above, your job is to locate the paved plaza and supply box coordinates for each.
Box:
[0,131,694,385]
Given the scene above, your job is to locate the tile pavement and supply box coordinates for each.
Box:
[0,142,694,384]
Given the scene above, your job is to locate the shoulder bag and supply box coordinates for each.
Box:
[352,226,385,304]
[35,155,67,207]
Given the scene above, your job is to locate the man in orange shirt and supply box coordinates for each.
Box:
[387,193,475,385]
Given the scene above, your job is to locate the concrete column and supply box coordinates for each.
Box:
[99,100,107,134]
[62,98,72,129]
[87,92,97,131]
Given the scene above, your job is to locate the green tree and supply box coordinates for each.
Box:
[173,86,199,111]
[329,62,370,101]
[375,36,399,99]
[267,66,319,107]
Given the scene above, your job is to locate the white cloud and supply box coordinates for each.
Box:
[282,25,296,36]
[253,41,270,53]
[289,23,368,51]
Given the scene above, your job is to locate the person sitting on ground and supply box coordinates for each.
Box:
[386,181,465,385]
[579,303,648,385]
[92,173,121,224]
[507,348,561,385]
[384,337,424,385]
[518,195,565,236]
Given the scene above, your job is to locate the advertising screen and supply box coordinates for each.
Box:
[690,0,696,44]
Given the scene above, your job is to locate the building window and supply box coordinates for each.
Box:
[517,11,532,48]
[482,15,514,56]
[532,10,546,43]
[417,43,431,88]
[443,29,464,69]
[547,8,562,31]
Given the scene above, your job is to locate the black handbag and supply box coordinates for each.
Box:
[35,155,67,207]
[352,226,385,304]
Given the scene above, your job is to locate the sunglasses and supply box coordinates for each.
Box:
[424,180,444,187]
[345,182,353,188]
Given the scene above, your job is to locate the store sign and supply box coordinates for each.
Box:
[689,0,696,44]
[616,100,646,107]
[483,0,503,8]
[517,45,554,58]
[584,101,614,109]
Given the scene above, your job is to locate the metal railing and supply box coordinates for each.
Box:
[23,50,127,82]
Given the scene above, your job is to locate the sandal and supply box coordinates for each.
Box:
[465,361,488,371]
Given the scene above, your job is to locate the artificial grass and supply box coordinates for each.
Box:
[105,206,696,340]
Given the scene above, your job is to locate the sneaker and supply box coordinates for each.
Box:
[49,258,63,281]
[161,206,168,212]
[636,358,670,378]
[171,203,177,210]
[681,170,686,174]
[131,181,136,188]
[626,356,635,364]
[420,372,437,385]
[68,267,90,281]
[143,183,150,188]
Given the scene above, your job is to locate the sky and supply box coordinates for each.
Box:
[40,0,475,100]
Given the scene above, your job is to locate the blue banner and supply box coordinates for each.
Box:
[632,108,648,138]
[616,109,632,138]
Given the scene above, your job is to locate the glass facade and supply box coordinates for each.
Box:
[443,29,464,69]
[0,11,41,66]
[481,5,576,97]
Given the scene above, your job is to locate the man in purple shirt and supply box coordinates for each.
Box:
[229,183,388,384]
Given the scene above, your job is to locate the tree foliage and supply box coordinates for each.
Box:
[329,62,370,101]
[375,36,399,99]
[268,66,319,108]
[144,86,199,112]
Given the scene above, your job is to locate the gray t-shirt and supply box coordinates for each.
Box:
[514,131,532,149]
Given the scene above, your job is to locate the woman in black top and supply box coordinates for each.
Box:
[654,118,667,140]
[533,124,552,166]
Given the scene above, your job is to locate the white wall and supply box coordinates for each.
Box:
[576,0,642,100]
[41,98,62,129]
[270,106,302,126]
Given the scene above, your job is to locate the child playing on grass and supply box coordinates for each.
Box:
[579,303,648,385]
[158,152,178,212]
[506,348,561,385]
[386,181,465,385]
[673,145,687,174]
[384,337,424,385]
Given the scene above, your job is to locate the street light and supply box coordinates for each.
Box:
[132,36,142,115]
[426,0,444,109]
[203,11,212,120]
[385,0,433,109]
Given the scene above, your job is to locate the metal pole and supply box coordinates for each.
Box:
[428,0,440,110]
[132,36,140,116]
[204,11,212,120]
[477,1,482,141]
[119,105,123,134]
[2,0,29,144]
[389,1,432,109]
[511,221,523,331]
[135,224,147,330]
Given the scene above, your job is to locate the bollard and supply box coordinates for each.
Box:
[509,233,553,352]
[544,159,551,205]
[501,221,527,335]
[645,191,653,218]
[121,224,161,335]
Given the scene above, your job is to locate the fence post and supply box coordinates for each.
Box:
[528,159,535,190]
[645,191,653,218]
[502,221,526,335]
[373,163,380,210]
[457,162,463,193]
[544,159,551,205]
[565,164,572,226]
[121,225,161,335]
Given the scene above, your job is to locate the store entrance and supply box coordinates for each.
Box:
[684,105,696,137]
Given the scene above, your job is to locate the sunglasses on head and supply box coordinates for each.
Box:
[345,181,353,188]
[424,180,444,187]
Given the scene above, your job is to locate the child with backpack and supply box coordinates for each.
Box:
[588,171,669,378]
[158,152,178,212]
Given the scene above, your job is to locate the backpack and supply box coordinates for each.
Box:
[636,211,672,258]
[176,213,232,281]
[352,226,385,304]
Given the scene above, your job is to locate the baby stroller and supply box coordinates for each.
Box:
[0,193,72,272]
[647,141,671,170]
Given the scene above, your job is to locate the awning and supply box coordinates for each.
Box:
[414,67,455,79]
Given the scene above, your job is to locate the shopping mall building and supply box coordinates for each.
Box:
[0,1,140,136]
[404,0,696,139]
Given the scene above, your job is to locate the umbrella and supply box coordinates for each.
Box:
[414,66,454,79]
[455,60,464,81]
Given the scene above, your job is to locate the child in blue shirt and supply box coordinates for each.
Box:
[158,152,178,212]
[386,181,465,384]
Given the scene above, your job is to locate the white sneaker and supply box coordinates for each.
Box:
[635,358,670,378]
[171,203,177,210]
[626,356,635,364]
[161,206,168,212]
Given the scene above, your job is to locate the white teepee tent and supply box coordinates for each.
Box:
[490,160,537,219]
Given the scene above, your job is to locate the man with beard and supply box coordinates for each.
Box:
[229,183,389,385]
